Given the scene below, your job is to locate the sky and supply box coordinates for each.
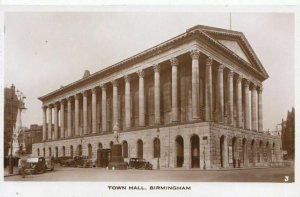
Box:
[4,12,294,131]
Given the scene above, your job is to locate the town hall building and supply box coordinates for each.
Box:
[32,25,282,169]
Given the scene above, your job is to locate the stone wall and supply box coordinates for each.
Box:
[32,121,282,170]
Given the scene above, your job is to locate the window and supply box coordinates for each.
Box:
[153,138,160,158]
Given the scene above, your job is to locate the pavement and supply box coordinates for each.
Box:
[3,165,294,182]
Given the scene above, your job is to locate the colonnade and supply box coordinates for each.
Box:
[42,49,264,141]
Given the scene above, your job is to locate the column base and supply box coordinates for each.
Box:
[108,144,127,170]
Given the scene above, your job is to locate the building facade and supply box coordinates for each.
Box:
[19,124,43,154]
[4,85,20,157]
[33,25,282,169]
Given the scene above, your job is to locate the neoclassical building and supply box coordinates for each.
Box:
[32,25,282,169]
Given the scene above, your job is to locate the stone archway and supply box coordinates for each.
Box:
[76,144,82,156]
[250,140,256,166]
[272,142,276,162]
[55,147,58,158]
[190,135,200,168]
[70,145,73,157]
[220,135,228,168]
[88,144,92,159]
[137,139,143,159]
[258,141,263,164]
[175,135,184,167]
[232,137,238,167]
[242,138,247,167]
[62,146,66,157]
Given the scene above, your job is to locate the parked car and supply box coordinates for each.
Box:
[74,156,94,168]
[18,157,54,175]
[128,158,153,170]
[57,156,73,166]
[62,156,94,168]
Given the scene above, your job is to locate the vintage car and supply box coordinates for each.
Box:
[57,156,73,166]
[128,158,153,170]
[62,156,94,168]
[18,157,54,175]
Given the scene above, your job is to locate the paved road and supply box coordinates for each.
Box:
[4,166,294,182]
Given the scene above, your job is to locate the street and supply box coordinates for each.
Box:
[4,166,294,182]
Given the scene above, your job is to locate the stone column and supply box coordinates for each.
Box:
[205,57,213,121]
[92,87,97,134]
[137,70,145,126]
[53,103,58,140]
[258,86,263,132]
[48,105,52,140]
[42,106,47,141]
[112,79,119,129]
[190,49,200,119]
[236,75,243,128]
[227,70,234,125]
[101,84,107,132]
[153,64,161,125]
[60,100,65,139]
[83,91,88,135]
[244,79,250,129]
[67,97,72,137]
[217,65,224,123]
[124,75,131,129]
[251,84,258,131]
[74,94,80,136]
[170,57,179,122]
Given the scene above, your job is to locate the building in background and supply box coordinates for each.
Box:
[4,85,20,157]
[33,25,282,169]
[281,107,295,160]
[18,124,43,154]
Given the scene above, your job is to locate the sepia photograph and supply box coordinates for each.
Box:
[0,6,298,197]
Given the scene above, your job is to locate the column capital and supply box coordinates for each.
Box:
[258,86,263,94]
[54,102,60,108]
[67,96,73,102]
[111,79,118,87]
[206,56,213,66]
[228,70,234,78]
[217,64,224,71]
[74,93,81,100]
[48,104,53,109]
[136,70,144,78]
[170,57,179,67]
[100,83,107,90]
[124,74,131,83]
[153,64,160,73]
[92,87,97,94]
[42,105,48,110]
[190,49,200,59]
[60,98,67,104]
[244,79,250,87]
[83,90,89,97]
[250,83,257,91]
[236,75,242,82]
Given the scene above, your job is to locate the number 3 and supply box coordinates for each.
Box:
[284,176,289,182]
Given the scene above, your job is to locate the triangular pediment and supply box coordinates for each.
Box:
[217,39,250,64]
[187,25,269,80]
